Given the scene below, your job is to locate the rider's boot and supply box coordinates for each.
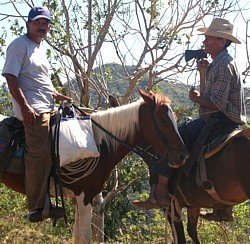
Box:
[154,175,170,208]
[132,184,158,210]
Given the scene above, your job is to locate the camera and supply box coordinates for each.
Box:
[184,49,207,62]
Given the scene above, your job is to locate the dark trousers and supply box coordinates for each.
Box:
[153,112,238,178]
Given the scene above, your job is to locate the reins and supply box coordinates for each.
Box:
[51,108,68,226]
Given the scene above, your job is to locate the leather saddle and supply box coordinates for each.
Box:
[204,127,250,159]
[0,117,25,176]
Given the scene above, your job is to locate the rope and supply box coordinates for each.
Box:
[164,194,182,244]
[61,156,100,184]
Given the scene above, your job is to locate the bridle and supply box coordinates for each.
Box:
[150,106,184,156]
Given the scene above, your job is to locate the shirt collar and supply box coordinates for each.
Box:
[209,49,231,68]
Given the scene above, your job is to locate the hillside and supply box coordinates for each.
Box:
[92,63,192,108]
[93,63,250,120]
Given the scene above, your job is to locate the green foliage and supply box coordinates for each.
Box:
[9,19,25,36]
[104,155,149,238]
[0,83,12,116]
[103,154,168,242]
[0,34,6,57]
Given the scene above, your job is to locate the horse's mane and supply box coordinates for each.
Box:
[91,99,143,151]
[91,92,171,151]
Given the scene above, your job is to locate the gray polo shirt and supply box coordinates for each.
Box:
[2,34,55,120]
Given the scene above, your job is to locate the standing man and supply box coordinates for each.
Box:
[133,18,247,222]
[2,6,72,222]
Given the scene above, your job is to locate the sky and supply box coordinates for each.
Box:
[0,0,250,87]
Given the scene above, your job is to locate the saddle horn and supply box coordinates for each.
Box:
[184,49,207,62]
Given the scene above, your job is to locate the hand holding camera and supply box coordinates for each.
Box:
[189,88,200,103]
[197,59,209,74]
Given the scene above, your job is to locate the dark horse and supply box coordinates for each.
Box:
[0,89,188,243]
[146,128,250,243]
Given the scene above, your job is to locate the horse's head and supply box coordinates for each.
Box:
[138,89,189,168]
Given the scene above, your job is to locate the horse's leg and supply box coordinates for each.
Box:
[73,192,92,244]
[166,210,186,244]
[173,220,186,244]
[186,207,200,244]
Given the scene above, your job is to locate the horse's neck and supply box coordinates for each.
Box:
[92,104,140,153]
[99,131,142,167]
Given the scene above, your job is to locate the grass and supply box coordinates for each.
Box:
[0,185,249,243]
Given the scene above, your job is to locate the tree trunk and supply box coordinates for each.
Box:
[92,193,105,243]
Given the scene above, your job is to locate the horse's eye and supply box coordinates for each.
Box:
[157,117,165,123]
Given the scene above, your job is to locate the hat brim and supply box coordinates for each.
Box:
[197,27,241,44]
[30,15,51,21]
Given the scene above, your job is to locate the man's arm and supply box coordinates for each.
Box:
[189,89,218,110]
[197,59,209,96]
[4,74,37,125]
[190,59,218,110]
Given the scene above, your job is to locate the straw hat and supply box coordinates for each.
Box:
[197,18,241,44]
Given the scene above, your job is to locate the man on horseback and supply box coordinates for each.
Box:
[1,6,72,222]
[133,18,247,222]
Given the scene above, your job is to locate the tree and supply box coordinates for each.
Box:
[1,0,249,106]
[0,82,12,116]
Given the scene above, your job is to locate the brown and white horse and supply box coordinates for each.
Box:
[1,89,188,243]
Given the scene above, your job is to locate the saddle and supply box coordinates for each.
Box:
[203,128,246,159]
[0,104,98,176]
[0,117,24,177]
[194,127,250,206]
[182,113,245,177]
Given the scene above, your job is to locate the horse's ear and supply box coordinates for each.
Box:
[108,95,120,108]
[138,88,154,104]
[149,90,155,96]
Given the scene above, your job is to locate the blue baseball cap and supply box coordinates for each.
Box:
[28,6,51,21]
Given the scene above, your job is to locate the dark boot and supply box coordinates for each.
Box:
[200,207,234,222]
[154,175,170,208]
[25,205,65,223]
[132,184,159,210]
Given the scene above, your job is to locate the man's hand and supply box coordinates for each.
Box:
[52,91,72,102]
[197,59,209,74]
[189,88,200,103]
[21,104,38,125]
[189,88,218,110]
[197,59,209,96]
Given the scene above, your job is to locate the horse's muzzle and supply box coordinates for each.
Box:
[168,149,189,168]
